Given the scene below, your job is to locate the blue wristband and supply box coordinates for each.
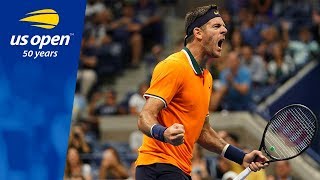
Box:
[224,145,246,165]
[151,124,167,142]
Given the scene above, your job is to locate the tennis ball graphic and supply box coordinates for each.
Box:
[270,146,275,151]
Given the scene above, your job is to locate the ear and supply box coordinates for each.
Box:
[193,27,203,40]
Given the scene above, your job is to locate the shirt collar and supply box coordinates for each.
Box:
[182,47,203,75]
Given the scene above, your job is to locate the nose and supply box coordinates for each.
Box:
[221,26,228,35]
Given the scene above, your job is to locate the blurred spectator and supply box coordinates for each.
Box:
[312,9,320,44]
[224,0,250,16]
[269,161,297,180]
[76,119,99,148]
[64,147,92,180]
[224,132,241,147]
[88,8,113,46]
[129,130,143,154]
[217,130,229,140]
[126,162,137,180]
[68,125,91,154]
[230,29,243,53]
[241,44,268,86]
[128,81,149,115]
[272,0,312,32]
[283,25,319,67]
[211,52,252,111]
[216,156,233,179]
[67,174,85,180]
[191,144,210,180]
[173,38,184,53]
[207,56,227,83]
[144,44,163,80]
[135,0,165,48]
[222,171,238,180]
[267,42,295,84]
[99,147,129,179]
[110,3,143,68]
[251,0,273,17]
[88,91,103,116]
[72,83,87,121]
[85,0,106,17]
[240,9,267,48]
[259,25,280,62]
[94,89,126,115]
[88,8,126,77]
[77,35,98,98]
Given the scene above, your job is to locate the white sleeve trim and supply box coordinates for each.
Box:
[221,144,230,157]
[143,94,167,108]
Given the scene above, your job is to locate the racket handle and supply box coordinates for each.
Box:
[233,167,252,180]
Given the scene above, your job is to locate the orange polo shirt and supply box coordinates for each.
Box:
[135,47,213,175]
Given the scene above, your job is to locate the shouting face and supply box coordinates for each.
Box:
[199,17,227,58]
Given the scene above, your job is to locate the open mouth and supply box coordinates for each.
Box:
[217,38,225,48]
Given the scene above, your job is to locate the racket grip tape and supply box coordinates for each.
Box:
[233,167,252,180]
[223,144,246,165]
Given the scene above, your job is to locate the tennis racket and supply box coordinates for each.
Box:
[234,104,318,180]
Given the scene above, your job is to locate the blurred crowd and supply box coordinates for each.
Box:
[65,0,320,179]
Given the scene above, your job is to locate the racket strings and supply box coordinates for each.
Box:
[264,106,317,160]
[289,108,315,145]
[274,109,312,151]
[265,128,298,158]
[293,108,316,135]
[290,108,315,142]
[265,134,292,158]
[278,110,311,149]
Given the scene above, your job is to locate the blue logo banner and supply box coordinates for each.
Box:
[0,1,85,179]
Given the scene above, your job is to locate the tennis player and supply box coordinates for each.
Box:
[135,4,268,180]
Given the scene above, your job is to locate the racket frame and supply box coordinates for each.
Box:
[258,104,318,163]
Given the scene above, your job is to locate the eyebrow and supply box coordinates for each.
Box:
[212,23,226,27]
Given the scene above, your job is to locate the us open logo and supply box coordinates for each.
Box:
[10,8,74,59]
[20,9,60,29]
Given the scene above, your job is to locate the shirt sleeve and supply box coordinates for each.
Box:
[144,60,184,108]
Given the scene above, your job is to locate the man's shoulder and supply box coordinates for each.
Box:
[156,51,187,70]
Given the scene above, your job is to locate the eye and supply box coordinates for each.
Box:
[213,24,221,29]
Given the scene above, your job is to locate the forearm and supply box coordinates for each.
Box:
[197,117,227,154]
[197,117,246,165]
[231,82,249,95]
[138,110,160,137]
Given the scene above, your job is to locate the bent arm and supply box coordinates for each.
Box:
[137,97,164,137]
[197,116,227,154]
[232,82,249,95]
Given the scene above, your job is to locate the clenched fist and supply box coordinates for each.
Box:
[164,123,185,146]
